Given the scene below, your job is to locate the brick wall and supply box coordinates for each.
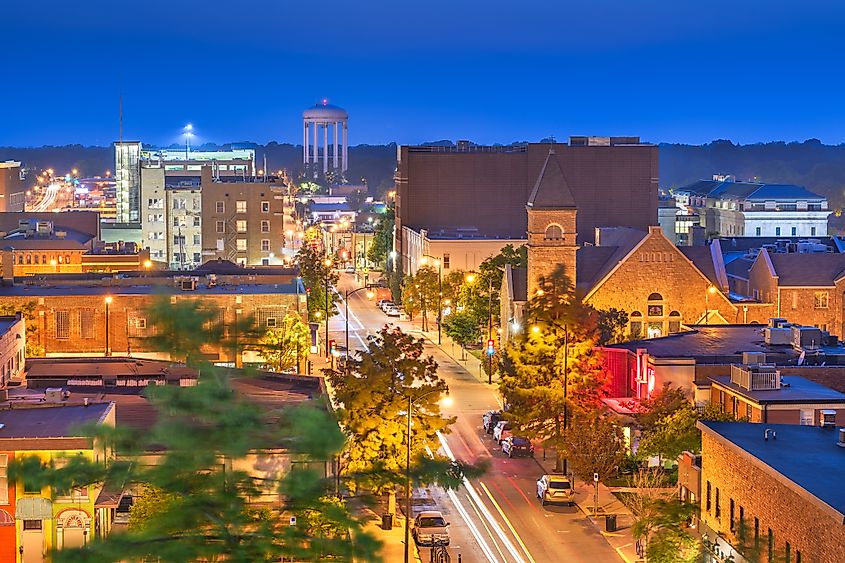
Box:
[700,432,845,563]
[527,208,577,297]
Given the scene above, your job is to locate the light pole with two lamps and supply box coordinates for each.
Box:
[403,387,453,563]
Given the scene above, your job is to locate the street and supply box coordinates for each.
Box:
[331,273,620,563]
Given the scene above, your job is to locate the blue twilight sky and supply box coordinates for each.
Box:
[2,0,845,147]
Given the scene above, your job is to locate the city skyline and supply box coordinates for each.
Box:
[3,0,845,147]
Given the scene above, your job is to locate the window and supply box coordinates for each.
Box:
[174,235,186,246]
[236,200,247,213]
[785,542,791,563]
[648,304,663,317]
[443,253,450,269]
[216,239,224,251]
[715,487,721,519]
[148,214,163,223]
[261,220,270,233]
[193,216,201,227]
[730,498,735,532]
[23,519,42,529]
[630,311,643,338]
[756,226,761,236]
[768,529,774,561]
[56,310,70,340]
[814,291,829,309]
[80,309,95,339]
[668,311,681,333]
[0,454,7,504]
[236,220,247,233]
[216,201,225,213]
[738,506,745,540]
[148,198,164,209]
[193,253,201,264]
[706,481,712,512]
[261,201,270,213]
[754,517,760,548]
[775,227,781,236]
[216,221,225,234]
[647,293,663,301]
[136,318,147,329]
[266,317,277,327]
[193,234,201,246]
[796,550,802,563]
[800,409,813,425]
[173,198,186,210]
[261,239,270,252]
[149,232,164,241]
[236,239,247,251]
[544,224,563,240]
[193,198,201,211]
[811,227,816,236]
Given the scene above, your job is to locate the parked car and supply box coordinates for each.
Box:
[482,410,502,434]
[537,474,574,506]
[345,266,356,273]
[376,300,391,309]
[379,301,396,311]
[384,306,400,317]
[501,436,534,458]
[492,420,512,444]
[412,511,450,546]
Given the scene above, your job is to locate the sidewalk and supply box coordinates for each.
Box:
[358,507,422,563]
[533,452,643,563]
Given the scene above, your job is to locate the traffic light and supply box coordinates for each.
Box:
[329,340,337,356]
[486,339,495,356]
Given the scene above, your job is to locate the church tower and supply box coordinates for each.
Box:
[526,148,578,297]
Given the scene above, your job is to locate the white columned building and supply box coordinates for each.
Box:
[302,100,349,177]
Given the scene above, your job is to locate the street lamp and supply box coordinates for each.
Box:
[324,258,333,358]
[344,287,375,373]
[403,387,451,563]
[104,295,113,357]
[419,255,443,345]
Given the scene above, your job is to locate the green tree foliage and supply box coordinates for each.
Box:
[325,327,478,495]
[560,408,626,484]
[442,310,482,358]
[637,401,740,461]
[636,384,689,432]
[631,497,700,563]
[400,266,439,330]
[596,308,630,345]
[249,313,310,373]
[128,485,179,531]
[296,242,340,322]
[367,203,394,267]
[501,267,612,471]
[0,300,44,357]
[459,244,527,332]
[10,296,380,562]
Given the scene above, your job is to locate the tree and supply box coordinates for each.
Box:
[10,296,380,562]
[367,203,394,267]
[442,310,482,359]
[400,266,439,330]
[636,383,688,432]
[249,313,310,373]
[501,267,613,471]
[459,244,527,332]
[0,300,44,357]
[596,308,630,345]
[637,402,740,462]
[632,497,700,563]
[128,485,179,531]
[345,189,368,212]
[560,408,626,488]
[325,328,478,504]
[296,242,340,322]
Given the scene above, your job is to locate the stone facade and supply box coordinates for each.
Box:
[526,208,577,298]
[699,428,845,563]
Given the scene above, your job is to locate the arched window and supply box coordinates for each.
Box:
[544,224,563,240]
[25,255,31,265]
[42,255,46,264]
[629,311,643,338]
[65,255,71,264]
[58,255,63,264]
[648,293,663,301]
[668,311,682,333]
[33,255,39,265]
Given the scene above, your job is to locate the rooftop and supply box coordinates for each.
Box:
[710,374,845,404]
[26,357,196,382]
[0,403,113,438]
[0,315,22,335]
[699,421,845,520]
[0,282,302,297]
[677,179,827,202]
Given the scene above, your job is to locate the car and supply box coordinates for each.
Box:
[412,511,450,546]
[379,301,396,311]
[537,474,574,506]
[384,307,400,317]
[501,436,534,458]
[482,410,502,434]
[376,299,391,309]
[345,266,356,273]
[492,420,512,444]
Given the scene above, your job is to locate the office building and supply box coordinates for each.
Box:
[201,168,287,266]
[0,161,26,212]
[394,137,658,274]
[674,176,831,238]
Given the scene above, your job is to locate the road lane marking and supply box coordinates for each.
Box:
[506,476,539,513]
[438,433,526,563]
[459,489,505,563]
[479,482,536,563]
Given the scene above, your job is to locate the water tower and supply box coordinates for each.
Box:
[303,99,348,176]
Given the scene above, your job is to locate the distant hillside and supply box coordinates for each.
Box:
[4,139,845,208]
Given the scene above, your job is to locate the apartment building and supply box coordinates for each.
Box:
[201,168,287,266]
[0,161,26,212]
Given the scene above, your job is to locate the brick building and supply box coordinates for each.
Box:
[0,314,25,388]
[201,168,287,266]
[697,421,845,563]
[0,162,25,213]
[0,264,305,365]
[394,138,658,274]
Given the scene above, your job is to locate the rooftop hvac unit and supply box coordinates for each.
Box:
[36,221,52,234]
[174,276,198,291]
[820,410,837,429]
[742,352,766,365]
[792,326,823,350]
[838,428,845,448]
[769,318,789,328]
[764,327,792,346]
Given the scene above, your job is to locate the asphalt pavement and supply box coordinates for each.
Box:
[332,273,622,563]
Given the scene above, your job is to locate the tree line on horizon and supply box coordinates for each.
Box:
[5,138,845,207]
